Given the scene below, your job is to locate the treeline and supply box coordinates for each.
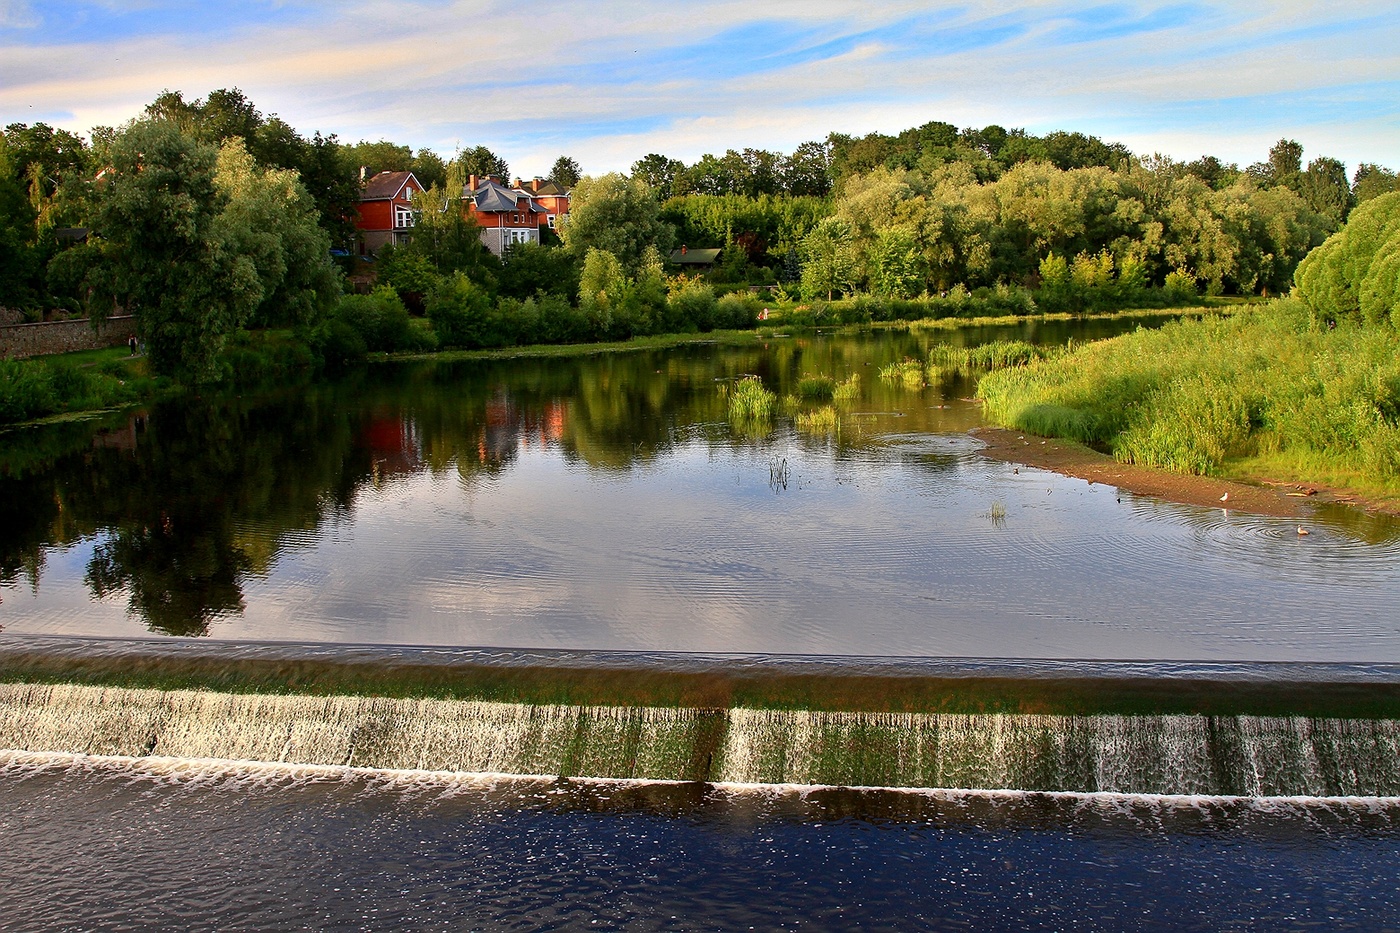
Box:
[659,136,1394,302]
[0,87,554,320]
[4,87,1400,393]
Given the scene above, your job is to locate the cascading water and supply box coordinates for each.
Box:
[6,683,1399,796]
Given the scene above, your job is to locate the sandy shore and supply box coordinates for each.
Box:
[971,427,1349,519]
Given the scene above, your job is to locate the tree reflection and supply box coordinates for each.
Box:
[1,320,1248,636]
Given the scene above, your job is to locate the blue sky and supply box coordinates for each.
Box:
[2,1,1396,180]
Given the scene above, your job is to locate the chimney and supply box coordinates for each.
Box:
[512,177,523,190]
[681,244,688,255]
[359,165,368,183]
[531,178,541,192]
[468,174,478,193]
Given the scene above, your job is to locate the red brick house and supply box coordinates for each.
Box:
[463,175,572,257]
[356,170,424,254]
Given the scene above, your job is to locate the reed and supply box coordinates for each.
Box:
[878,359,926,390]
[795,405,839,435]
[977,299,1400,494]
[832,374,861,402]
[726,375,777,433]
[796,374,837,401]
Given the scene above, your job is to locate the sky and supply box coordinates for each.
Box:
[1,0,1397,180]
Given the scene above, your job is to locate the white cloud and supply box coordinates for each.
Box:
[0,0,37,28]
[0,0,1396,175]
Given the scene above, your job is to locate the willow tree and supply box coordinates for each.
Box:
[87,121,261,382]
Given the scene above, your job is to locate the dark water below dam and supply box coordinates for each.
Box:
[4,751,1400,932]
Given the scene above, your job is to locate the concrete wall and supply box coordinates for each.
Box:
[0,316,138,360]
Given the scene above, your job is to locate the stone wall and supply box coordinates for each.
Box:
[0,316,138,360]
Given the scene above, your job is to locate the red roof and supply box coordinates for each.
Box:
[361,171,420,201]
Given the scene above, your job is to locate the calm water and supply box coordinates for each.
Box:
[3,318,1400,661]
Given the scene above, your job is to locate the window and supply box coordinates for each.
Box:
[547,214,556,228]
[394,204,415,228]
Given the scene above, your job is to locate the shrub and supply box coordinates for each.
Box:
[667,282,717,332]
[332,286,415,352]
[426,273,493,348]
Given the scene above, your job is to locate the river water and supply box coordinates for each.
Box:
[4,318,1400,929]
[3,318,1399,660]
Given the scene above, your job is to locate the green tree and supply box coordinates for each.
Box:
[782,141,832,196]
[578,247,626,336]
[1299,156,1353,227]
[799,218,858,300]
[86,121,261,382]
[550,155,582,187]
[212,140,341,328]
[1295,192,1400,326]
[868,229,925,298]
[560,173,673,272]
[631,154,685,195]
[457,145,509,182]
[1354,164,1399,204]
[0,135,40,311]
[403,161,498,286]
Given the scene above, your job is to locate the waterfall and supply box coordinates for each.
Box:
[4,683,1399,796]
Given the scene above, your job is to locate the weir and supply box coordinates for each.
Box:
[5,683,1400,797]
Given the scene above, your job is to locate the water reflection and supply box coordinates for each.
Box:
[2,319,1398,653]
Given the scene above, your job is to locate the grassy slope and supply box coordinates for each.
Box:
[977,298,1400,501]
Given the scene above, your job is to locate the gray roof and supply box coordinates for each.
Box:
[669,248,721,265]
[467,178,523,213]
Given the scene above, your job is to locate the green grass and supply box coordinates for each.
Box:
[724,375,777,433]
[878,359,926,390]
[796,374,837,401]
[929,339,1049,373]
[0,354,161,426]
[977,298,1400,498]
[832,374,861,402]
[795,405,839,435]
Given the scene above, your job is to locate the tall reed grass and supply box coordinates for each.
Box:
[977,299,1400,488]
[724,376,777,433]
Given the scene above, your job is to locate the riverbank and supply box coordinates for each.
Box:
[976,299,1400,515]
[972,426,1397,517]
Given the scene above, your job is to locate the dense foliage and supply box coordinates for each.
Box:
[1294,193,1400,326]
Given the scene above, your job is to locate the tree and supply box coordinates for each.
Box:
[578,247,626,335]
[3,122,91,198]
[631,154,684,194]
[799,218,858,300]
[559,172,673,272]
[0,135,40,311]
[1295,192,1400,326]
[86,121,262,382]
[1299,156,1353,228]
[550,156,582,187]
[212,139,341,328]
[783,141,831,197]
[402,161,499,286]
[1354,164,1399,203]
[457,145,509,182]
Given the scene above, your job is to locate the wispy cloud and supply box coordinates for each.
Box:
[1,0,1396,177]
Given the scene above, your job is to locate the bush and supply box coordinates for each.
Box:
[332,287,416,352]
[714,292,759,329]
[426,273,493,349]
[0,360,56,423]
[667,282,717,332]
[1294,191,1400,326]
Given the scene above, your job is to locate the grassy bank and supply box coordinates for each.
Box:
[977,298,1400,500]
